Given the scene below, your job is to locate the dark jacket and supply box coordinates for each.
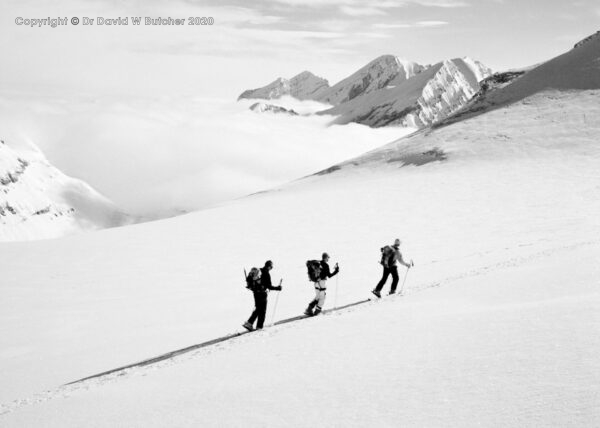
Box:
[255,267,279,293]
[319,261,339,280]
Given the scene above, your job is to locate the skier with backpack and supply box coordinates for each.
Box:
[304,253,339,316]
[243,260,282,331]
[372,239,413,298]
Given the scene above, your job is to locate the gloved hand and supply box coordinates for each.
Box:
[276,286,283,291]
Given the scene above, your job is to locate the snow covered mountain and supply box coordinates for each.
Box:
[239,55,490,128]
[238,71,329,101]
[320,57,491,127]
[316,55,425,105]
[0,138,130,241]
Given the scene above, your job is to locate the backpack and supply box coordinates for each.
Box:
[380,246,395,268]
[245,267,261,290]
[306,260,321,282]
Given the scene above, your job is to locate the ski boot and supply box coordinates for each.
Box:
[371,289,381,298]
[242,321,254,332]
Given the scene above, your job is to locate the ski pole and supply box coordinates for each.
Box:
[270,279,282,326]
[399,260,414,296]
[334,273,340,309]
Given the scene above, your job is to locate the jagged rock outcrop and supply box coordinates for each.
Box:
[0,138,130,241]
[238,71,329,101]
[249,102,298,115]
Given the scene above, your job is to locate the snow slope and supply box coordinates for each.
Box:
[1,87,599,426]
[238,71,329,101]
[0,138,129,241]
[442,31,600,125]
[321,57,491,127]
[3,244,599,427]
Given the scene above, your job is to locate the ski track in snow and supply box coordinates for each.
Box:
[2,237,597,418]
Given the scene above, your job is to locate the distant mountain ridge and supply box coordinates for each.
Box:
[0,138,130,241]
[238,54,492,128]
[238,71,329,101]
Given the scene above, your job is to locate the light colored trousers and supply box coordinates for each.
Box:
[313,279,327,308]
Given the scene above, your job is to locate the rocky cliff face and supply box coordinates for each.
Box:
[320,57,492,128]
[0,138,129,241]
[408,58,492,127]
[238,71,329,101]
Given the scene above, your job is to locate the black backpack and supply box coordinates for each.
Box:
[245,267,261,290]
[380,246,395,267]
[306,260,321,282]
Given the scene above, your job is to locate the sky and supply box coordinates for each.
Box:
[1,0,598,99]
[0,0,598,217]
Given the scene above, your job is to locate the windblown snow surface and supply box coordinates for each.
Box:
[0,88,598,426]
[1,36,600,425]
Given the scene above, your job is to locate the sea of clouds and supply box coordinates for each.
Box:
[0,94,411,219]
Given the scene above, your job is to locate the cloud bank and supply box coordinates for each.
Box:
[0,94,410,219]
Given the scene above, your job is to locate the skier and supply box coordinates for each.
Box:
[243,260,282,331]
[304,253,339,316]
[372,238,412,298]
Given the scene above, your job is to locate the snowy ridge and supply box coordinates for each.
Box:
[238,71,329,101]
[438,31,600,127]
[0,139,129,241]
[461,56,492,82]
[321,57,491,128]
[316,55,425,105]
[574,30,600,49]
